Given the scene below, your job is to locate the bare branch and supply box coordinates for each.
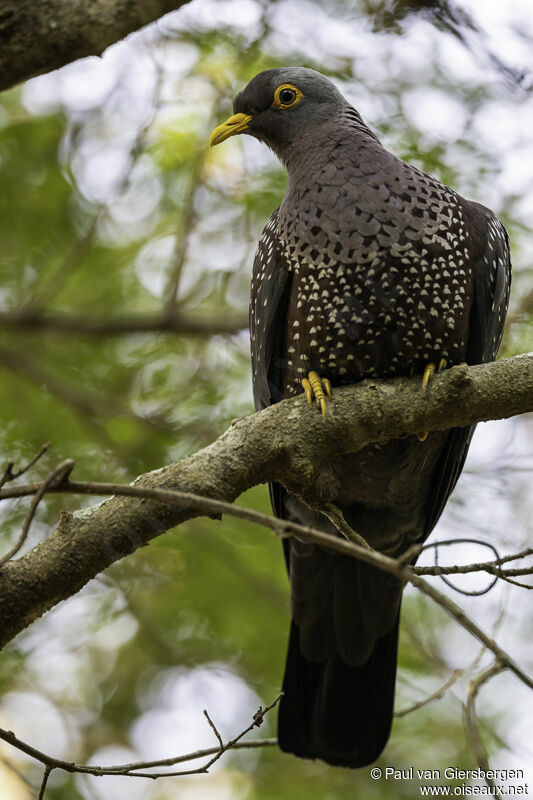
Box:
[0,356,529,788]
[127,693,283,780]
[0,443,50,489]
[0,479,531,692]
[415,543,533,573]
[203,709,224,752]
[318,501,373,549]
[414,545,533,583]
[494,574,533,590]
[396,607,505,724]
[0,0,192,93]
[424,538,501,596]
[0,725,276,778]
[0,698,281,789]
[38,765,53,800]
[463,662,506,789]
[0,355,531,651]
[406,574,531,689]
[0,309,248,337]
[1,476,531,582]
[395,668,464,718]
[0,459,74,566]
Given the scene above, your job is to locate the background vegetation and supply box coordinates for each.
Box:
[0,1,532,797]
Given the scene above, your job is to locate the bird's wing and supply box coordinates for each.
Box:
[249,209,294,527]
[424,207,511,536]
[466,210,511,364]
[250,208,293,411]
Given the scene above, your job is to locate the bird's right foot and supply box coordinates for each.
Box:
[417,358,447,441]
[301,371,332,420]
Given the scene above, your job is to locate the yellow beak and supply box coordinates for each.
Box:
[210,112,253,147]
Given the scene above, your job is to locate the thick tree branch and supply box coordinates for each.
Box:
[0,0,190,93]
[0,355,531,649]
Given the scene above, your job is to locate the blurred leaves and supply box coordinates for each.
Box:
[0,1,532,798]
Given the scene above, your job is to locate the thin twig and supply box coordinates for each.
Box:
[394,668,464,718]
[463,661,506,789]
[7,474,530,581]
[397,542,424,564]
[433,538,500,597]
[318,502,373,549]
[203,709,224,751]
[0,475,531,688]
[0,726,276,777]
[38,765,53,800]
[395,638,489,719]
[0,460,74,565]
[413,545,533,578]
[0,443,50,489]
[127,693,284,779]
[1,475,531,578]
[495,575,533,589]
[0,701,280,781]
[407,573,532,690]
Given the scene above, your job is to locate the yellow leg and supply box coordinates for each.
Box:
[301,371,332,420]
[417,358,447,441]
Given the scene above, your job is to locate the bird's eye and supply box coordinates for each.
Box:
[273,83,304,109]
[280,88,296,105]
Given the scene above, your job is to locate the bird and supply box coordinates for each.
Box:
[210,67,511,769]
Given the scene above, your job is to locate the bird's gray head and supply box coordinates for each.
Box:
[210,68,348,157]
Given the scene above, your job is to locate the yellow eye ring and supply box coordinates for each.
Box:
[272,83,304,109]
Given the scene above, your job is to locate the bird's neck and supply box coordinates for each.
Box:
[280,107,382,191]
[275,110,390,264]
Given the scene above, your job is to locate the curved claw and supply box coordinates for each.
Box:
[301,371,332,420]
[422,363,435,391]
[301,377,313,408]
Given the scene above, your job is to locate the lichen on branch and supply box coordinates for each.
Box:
[0,354,531,650]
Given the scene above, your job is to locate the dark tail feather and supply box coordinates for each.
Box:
[278,613,400,768]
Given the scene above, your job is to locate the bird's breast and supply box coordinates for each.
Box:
[280,246,473,397]
[276,159,476,397]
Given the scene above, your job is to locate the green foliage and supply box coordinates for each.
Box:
[0,2,531,798]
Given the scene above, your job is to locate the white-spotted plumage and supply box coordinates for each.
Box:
[242,65,511,772]
[250,112,510,397]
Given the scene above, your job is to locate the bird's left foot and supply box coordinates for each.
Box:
[417,358,447,441]
[301,371,332,420]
